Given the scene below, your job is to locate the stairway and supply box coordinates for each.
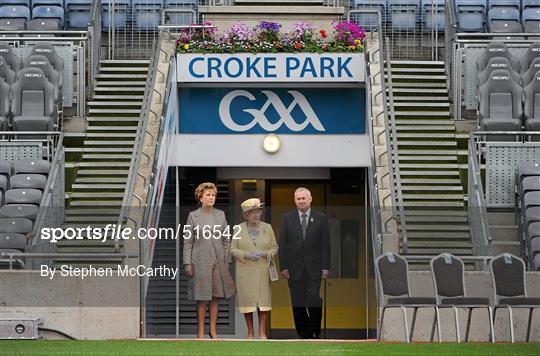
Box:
[385,61,473,257]
[57,60,149,266]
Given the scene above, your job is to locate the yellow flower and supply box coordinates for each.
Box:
[183,44,190,50]
[349,45,355,50]
[354,39,362,45]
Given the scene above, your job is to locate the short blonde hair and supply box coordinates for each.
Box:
[194,182,217,203]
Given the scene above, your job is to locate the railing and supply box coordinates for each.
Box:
[384,37,407,253]
[116,37,162,252]
[404,255,496,271]
[204,0,344,6]
[0,253,138,270]
[88,0,102,100]
[468,135,492,258]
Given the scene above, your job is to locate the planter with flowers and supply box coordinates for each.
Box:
[176,20,366,83]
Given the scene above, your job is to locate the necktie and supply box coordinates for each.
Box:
[301,213,308,240]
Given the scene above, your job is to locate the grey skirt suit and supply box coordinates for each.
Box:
[183,207,236,301]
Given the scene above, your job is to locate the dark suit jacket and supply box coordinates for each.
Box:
[278,209,331,281]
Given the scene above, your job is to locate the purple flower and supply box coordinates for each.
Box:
[287,22,316,39]
[257,21,281,33]
[223,22,255,42]
[333,20,366,41]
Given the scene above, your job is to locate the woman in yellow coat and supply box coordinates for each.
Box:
[231,198,278,339]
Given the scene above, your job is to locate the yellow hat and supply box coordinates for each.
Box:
[241,198,265,214]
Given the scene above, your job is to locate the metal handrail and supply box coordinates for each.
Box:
[384,36,408,253]
[88,0,102,101]
[31,133,64,247]
[117,32,166,250]
[468,136,492,257]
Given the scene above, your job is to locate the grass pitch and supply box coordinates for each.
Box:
[0,340,538,356]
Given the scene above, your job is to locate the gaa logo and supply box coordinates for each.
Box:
[219,90,326,132]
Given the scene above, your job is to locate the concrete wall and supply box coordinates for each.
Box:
[380,271,540,342]
[200,5,344,35]
[0,271,139,340]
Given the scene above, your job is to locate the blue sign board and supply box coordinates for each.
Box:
[179,88,365,134]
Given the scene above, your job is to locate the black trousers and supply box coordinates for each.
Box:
[287,268,323,338]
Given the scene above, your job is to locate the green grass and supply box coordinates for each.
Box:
[0,340,538,356]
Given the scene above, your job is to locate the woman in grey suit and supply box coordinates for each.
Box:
[183,182,236,339]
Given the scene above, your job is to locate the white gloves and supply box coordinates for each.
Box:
[245,250,266,260]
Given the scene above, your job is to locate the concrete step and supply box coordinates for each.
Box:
[396,125,455,131]
[400,170,460,176]
[397,141,457,146]
[95,81,146,86]
[81,154,132,160]
[393,102,450,108]
[390,82,447,88]
[391,88,448,94]
[72,184,127,190]
[406,241,472,248]
[394,119,456,125]
[397,133,455,139]
[92,95,145,100]
[403,201,465,207]
[74,177,128,184]
[403,193,464,200]
[86,126,138,132]
[87,117,140,122]
[406,224,470,231]
[401,178,462,184]
[83,140,134,146]
[407,231,470,239]
[70,200,123,207]
[88,101,142,107]
[387,74,447,80]
[404,215,468,222]
[390,67,445,73]
[100,67,149,72]
[69,192,125,198]
[405,209,467,216]
[76,169,128,176]
[88,109,141,114]
[96,74,148,79]
[404,248,473,255]
[401,186,463,191]
[66,208,121,215]
[393,111,450,117]
[94,87,145,91]
[399,163,459,169]
[398,149,460,155]
[391,60,445,66]
[399,155,458,161]
[393,96,449,102]
[67,147,134,153]
[84,133,137,138]
[68,162,131,168]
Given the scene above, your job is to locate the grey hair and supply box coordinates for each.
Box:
[294,187,311,197]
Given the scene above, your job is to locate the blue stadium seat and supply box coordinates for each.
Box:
[488,8,522,33]
[455,0,487,32]
[65,0,92,29]
[0,18,26,32]
[349,0,386,30]
[133,0,163,30]
[389,0,419,31]
[0,5,31,21]
[163,0,197,26]
[523,0,540,11]
[489,0,521,12]
[422,0,444,32]
[523,8,540,35]
[32,6,64,27]
[31,0,64,8]
[27,18,61,32]
[1,0,30,5]
[101,0,130,31]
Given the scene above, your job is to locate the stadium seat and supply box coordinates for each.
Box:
[490,253,540,343]
[101,0,130,31]
[5,188,42,205]
[422,0,445,32]
[522,8,540,35]
[389,0,419,31]
[488,0,521,12]
[477,57,521,87]
[455,0,487,32]
[478,69,523,134]
[14,159,50,175]
[523,191,540,212]
[0,204,38,220]
[488,8,522,34]
[0,217,33,233]
[27,18,60,32]
[24,54,61,103]
[30,43,64,88]
[430,253,494,343]
[1,0,30,5]
[0,18,26,31]
[519,42,540,74]
[10,174,46,190]
[9,67,56,131]
[0,57,16,84]
[30,0,64,8]
[0,79,9,130]
[65,0,92,29]
[133,0,163,30]
[163,0,197,26]
[376,252,438,343]
[521,58,540,86]
[0,42,21,71]
[524,70,540,136]
[476,42,519,73]
[0,160,11,181]
[523,0,540,12]
[0,5,31,21]
[0,232,27,250]
[31,6,64,28]
[0,175,7,195]
[350,0,386,30]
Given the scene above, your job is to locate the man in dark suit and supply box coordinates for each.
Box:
[278,187,331,339]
